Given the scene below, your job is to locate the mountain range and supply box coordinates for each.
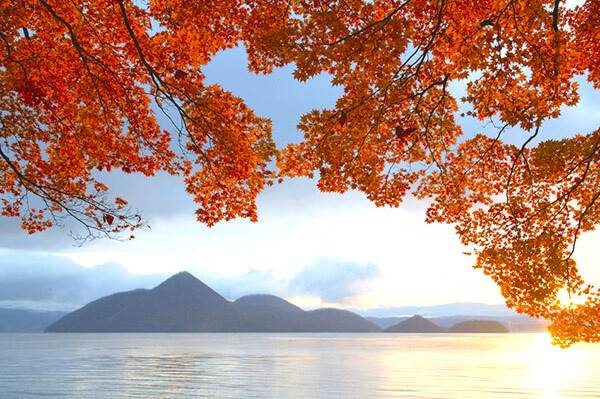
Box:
[46,272,381,333]
[0,271,544,333]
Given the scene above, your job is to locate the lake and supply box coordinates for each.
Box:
[1,333,599,398]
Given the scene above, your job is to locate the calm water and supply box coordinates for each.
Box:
[1,333,599,398]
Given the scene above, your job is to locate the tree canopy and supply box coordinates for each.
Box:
[1,0,598,346]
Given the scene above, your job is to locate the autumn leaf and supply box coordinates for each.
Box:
[394,126,416,141]
[103,214,115,225]
[174,69,188,79]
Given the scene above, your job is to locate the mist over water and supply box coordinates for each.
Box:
[1,333,599,398]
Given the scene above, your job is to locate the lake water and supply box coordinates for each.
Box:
[1,333,599,398]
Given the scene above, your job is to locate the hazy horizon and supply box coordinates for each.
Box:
[0,261,515,318]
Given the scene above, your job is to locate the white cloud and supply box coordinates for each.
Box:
[55,180,505,308]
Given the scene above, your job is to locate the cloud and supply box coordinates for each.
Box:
[288,259,380,302]
[0,250,284,309]
[0,250,167,310]
[0,218,77,251]
[0,249,381,310]
[194,269,286,301]
[197,259,381,303]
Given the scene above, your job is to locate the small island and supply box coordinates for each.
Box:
[385,315,446,333]
[384,316,509,334]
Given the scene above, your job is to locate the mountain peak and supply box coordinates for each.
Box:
[153,271,199,288]
[172,271,196,280]
[47,271,242,332]
[151,271,233,304]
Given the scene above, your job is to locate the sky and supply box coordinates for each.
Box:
[1,46,599,312]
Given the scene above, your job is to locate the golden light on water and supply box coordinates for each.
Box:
[375,333,599,398]
[528,334,583,399]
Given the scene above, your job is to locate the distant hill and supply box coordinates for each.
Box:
[434,316,544,332]
[46,272,244,332]
[448,320,508,333]
[359,303,518,318]
[47,272,380,333]
[368,314,547,332]
[385,315,445,333]
[0,308,67,332]
[234,295,380,332]
[233,294,308,332]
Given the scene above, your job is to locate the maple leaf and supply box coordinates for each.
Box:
[394,126,416,141]
[103,214,115,225]
[174,69,188,79]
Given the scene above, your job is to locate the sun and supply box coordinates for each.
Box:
[556,287,588,309]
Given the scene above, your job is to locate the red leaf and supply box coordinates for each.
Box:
[16,83,42,106]
[103,214,114,225]
[174,69,188,79]
[395,126,416,141]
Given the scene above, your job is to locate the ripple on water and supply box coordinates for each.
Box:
[0,333,599,399]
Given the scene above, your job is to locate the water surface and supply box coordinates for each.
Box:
[1,333,599,398]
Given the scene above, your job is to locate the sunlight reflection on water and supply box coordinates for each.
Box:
[0,333,598,398]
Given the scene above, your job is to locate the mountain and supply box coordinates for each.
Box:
[233,295,380,332]
[0,308,67,332]
[233,294,307,332]
[47,272,380,333]
[448,320,508,333]
[46,272,243,332]
[234,294,304,313]
[385,315,446,333]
